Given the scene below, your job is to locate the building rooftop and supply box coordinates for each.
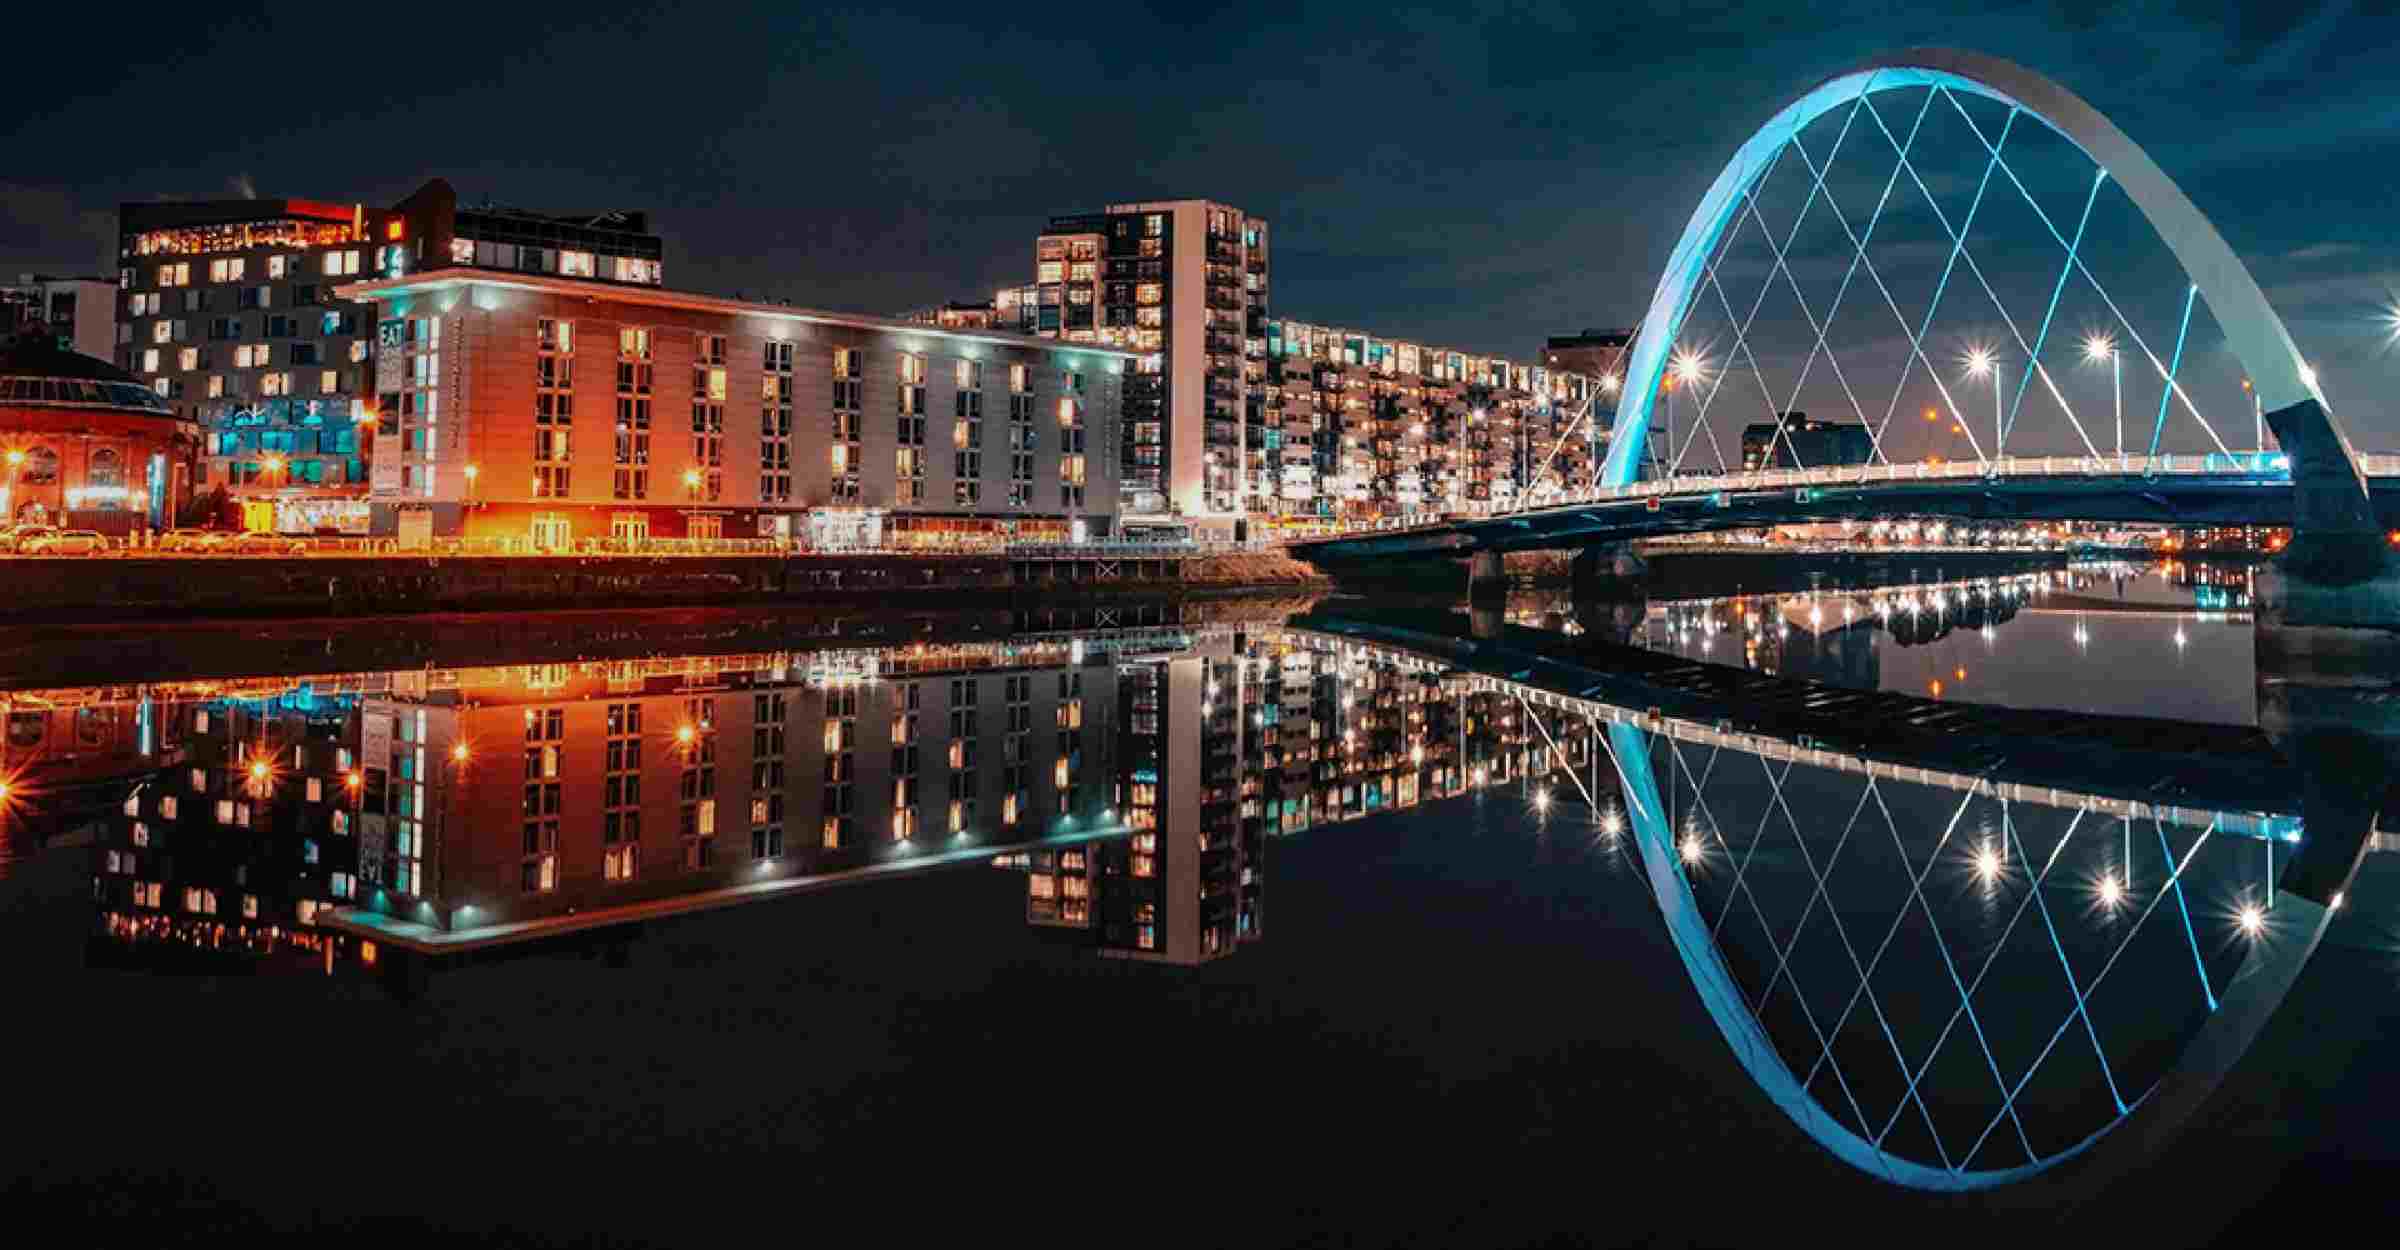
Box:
[0,337,176,414]
[338,269,1142,359]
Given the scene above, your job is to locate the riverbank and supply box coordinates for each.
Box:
[0,548,1330,624]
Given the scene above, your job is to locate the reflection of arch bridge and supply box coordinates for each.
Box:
[1294,609,2378,1193]
[1296,49,2396,623]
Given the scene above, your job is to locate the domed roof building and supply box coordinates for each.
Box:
[0,336,196,531]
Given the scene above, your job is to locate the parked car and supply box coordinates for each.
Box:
[158,528,232,553]
[230,531,308,556]
[21,529,105,555]
[0,524,59,553]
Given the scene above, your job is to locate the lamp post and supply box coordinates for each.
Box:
[2084,336,2119,461]
[2241,377,2255,453]
[1964,349,1999,461]
[1669,350,1706,478]
[3,448,22,522]
[683,468,702,545]
[463,462,479,500]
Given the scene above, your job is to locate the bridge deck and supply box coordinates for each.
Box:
[1293,453,2400,558]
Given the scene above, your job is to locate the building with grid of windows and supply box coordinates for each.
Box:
[337,268,1127,547]
[3,273,117,360]
[115,182,666,533]
[1258,318,1608,527]
[1028,200,1267,535]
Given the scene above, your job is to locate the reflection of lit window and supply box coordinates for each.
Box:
[1132,854,1155,878]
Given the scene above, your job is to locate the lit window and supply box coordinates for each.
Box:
[450,237,475,264]
[141,348,159,373]
[267,256,288,279]
[177,347,198,371]
[560,251,596,278]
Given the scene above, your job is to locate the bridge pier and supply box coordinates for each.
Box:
[2254,394,2400,660]
[1466,550,1508,601]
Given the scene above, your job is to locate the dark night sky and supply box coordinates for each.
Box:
[6,1,2397,438]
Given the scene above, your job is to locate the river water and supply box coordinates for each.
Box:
[2,561,2392,1244]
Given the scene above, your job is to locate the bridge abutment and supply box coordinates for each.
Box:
[2254,394,2400,648]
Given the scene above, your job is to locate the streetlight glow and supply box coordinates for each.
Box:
[2237,904,2266,938]
[1671,350,1706,385]
[2082,334,2114,363]
[1679,833,1705,865]
[1964,347,1994,378]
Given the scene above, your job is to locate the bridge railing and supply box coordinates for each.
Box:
[1303,451,2308,542]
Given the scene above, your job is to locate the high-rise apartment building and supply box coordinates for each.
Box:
[1030,201,1267,534]
[1260,318,1606,525]
[2,273,117,360]
[116,180,665,533]
[338,267,1128,547]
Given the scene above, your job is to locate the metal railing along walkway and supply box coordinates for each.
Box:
[1299,451,2356,543]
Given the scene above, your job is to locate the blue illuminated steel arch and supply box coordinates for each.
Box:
[1597,48,2364,510]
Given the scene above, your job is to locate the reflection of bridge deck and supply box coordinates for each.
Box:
[1292,610,2297,834]
[1292,454,2400,559]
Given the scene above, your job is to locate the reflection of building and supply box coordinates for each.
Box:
[343,643,1119,931]
[1263,319,1604,523]
[338,269,1129,548]
[1031,201,1269,530]
[1741,412,1872,470]
[95,684,369,971]
[2,273,116,359]
[0,338,195,530]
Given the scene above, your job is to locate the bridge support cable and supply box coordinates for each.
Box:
[1867,92,2105,465]
[2000,804,2132,1114]
[1939,92,2240,461]
[2004,167,2109,454]
[1858,91,2011,468]
[1766,107,1930,471]
[1666,146,1814,480]
[1854,774,2041,1164]
[1956,814,2224,1168]
[2149,285,2201,460]
[2153,814,2221,1012]
[1848,796,2095,1154]
[1761,753,2015,1160]
[1663,739,1886,1140]
[1507,390,1600,515]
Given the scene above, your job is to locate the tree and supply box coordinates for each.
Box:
[176,483,230,528]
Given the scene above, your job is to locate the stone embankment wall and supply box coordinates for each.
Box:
[0,550,1329,623]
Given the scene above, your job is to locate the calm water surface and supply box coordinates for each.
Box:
[2,573,2392,1245]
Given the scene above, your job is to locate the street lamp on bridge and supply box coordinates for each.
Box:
[1963,348,2000,458]
[2083,335,2119,459]
[1667,351,1707,477]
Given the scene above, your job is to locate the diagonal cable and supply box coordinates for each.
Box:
[1957,816,2220,1167]
[1998,803,2130,1113]
[1938,91,2236,459]
[1865,89,2101,463]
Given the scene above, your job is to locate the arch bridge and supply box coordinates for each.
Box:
[1295,49,2397,626]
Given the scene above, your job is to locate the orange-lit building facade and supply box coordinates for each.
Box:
[0,340,195,531]
[338,270,1130,549]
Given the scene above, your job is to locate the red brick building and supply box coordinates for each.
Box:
[0,338,196,532]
